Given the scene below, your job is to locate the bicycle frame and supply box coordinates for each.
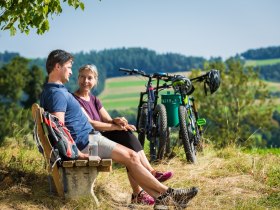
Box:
[180,93,204,137]
[119,68,170,161]
[136,76,162,139]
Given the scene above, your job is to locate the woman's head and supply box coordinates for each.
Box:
[78,64,98,91]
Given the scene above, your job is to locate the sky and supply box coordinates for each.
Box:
[0,0,280,59]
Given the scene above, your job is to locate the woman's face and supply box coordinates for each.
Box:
[78,69,97,92]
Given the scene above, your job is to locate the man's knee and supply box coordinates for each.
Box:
[127,150,140,164]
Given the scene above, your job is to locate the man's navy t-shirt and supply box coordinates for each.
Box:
[40,83,92,150]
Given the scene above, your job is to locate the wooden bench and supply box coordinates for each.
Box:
[31,103,112,206]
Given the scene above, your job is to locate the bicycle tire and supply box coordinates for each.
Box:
[178,105,197,163]
[138,103,147,147]
[153,104,168,160]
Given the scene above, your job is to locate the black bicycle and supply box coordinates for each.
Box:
[119,68,171,161]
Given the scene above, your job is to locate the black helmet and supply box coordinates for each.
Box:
[172,75,194,95]
[205,69,220,94]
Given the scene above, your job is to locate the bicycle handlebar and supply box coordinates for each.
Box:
[119,68,171,81]
[120,67,214,84]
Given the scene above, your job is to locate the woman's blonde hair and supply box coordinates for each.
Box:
[78,64,99,86]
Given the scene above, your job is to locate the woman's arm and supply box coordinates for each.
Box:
[99,107,113,123]
[99,107,136,131]
[81,107,124,131]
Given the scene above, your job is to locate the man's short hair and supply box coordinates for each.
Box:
[46,49,74,74]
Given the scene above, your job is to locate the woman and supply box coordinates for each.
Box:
[73,64,173,205]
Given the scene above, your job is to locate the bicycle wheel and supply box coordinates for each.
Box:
[138,103,147,147]
[152,104,168,160]
[178,105,197,163]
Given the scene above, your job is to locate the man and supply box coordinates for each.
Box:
[40,49,198,209]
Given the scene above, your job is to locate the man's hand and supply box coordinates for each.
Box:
[78,150,89,160]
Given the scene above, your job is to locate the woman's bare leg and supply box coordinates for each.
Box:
[127,173,142,195]
[138,150,155,172]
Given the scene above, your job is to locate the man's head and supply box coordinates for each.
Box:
[46,49,73,84]
[46,49,73,74]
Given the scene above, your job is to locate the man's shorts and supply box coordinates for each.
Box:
[81,133,117,158]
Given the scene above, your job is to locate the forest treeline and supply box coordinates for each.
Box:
[241,46,280,60]
[259,63,280,82]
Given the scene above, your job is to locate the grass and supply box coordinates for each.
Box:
[245,58,280,67]
[265,81,280,92]
[0,136,279,210]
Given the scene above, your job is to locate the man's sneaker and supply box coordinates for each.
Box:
[154,171,174,182]
[154,187,198,209]
[131,190,155,205]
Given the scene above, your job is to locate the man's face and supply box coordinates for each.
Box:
[60,60,73,84]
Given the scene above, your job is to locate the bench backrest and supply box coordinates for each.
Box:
[31,103,65,196]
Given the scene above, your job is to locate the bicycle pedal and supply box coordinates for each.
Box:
[197,118,206,126]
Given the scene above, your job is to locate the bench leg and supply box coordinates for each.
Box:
[90,177,99,207]
[60,167,100,206]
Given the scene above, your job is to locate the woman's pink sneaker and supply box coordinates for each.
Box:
[154,171,174,182]
[131,190,155,205]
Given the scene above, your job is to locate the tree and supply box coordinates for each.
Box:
[0,0,85,35]
[22,65,45,108]
[191,58,275,148]
[0,56,29,103]
[0,57,44,143]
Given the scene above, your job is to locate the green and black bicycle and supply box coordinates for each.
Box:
[166,69,221,163]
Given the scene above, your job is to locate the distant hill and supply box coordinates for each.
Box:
[241,46,280,60]
[0,51,19,67]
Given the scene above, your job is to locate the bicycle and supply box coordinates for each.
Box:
[119,68,171,161]
[168,69,221,163]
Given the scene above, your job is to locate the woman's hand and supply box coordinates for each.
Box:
[112,117,128,126]
[124,124,136,131]
[114,122,136,132]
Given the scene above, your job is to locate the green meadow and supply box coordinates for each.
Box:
[99,75,175,110]
[245,58,280,66]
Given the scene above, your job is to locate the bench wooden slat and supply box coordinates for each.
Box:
[89,157,101,166]
[98,165,112,172]
[62,161,75,167]
[101,159,112,166]
[75,160,88,167]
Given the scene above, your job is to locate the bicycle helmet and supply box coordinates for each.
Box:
[172,75,194,95]
[205,69,220,94]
